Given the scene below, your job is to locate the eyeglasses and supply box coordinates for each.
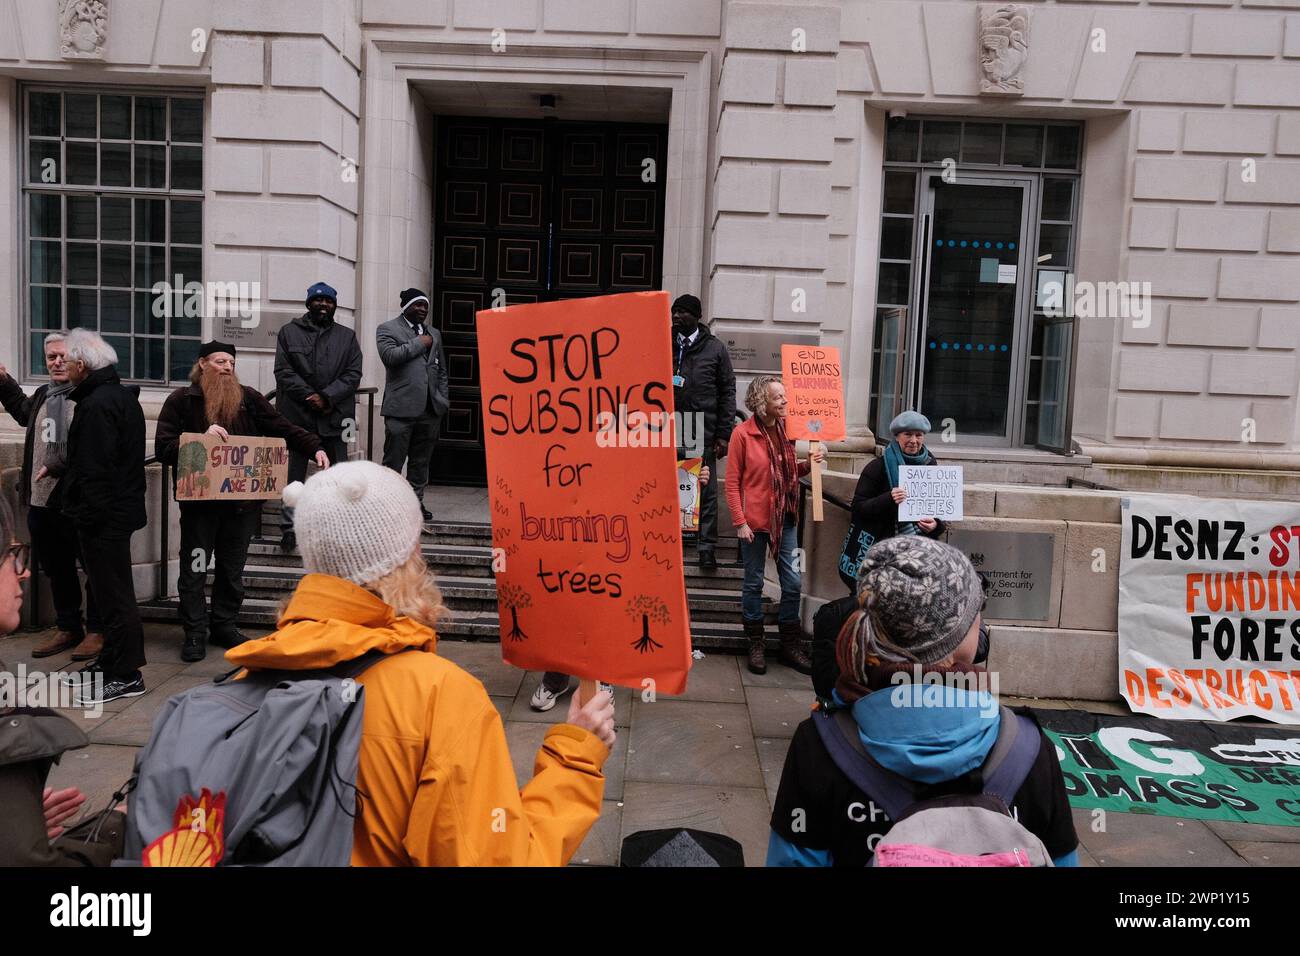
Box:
[2,543,29,575]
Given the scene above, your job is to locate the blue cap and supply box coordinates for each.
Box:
[306,282,337,304]
[889,410,932,435]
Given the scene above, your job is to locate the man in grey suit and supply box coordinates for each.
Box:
[377,288,449,522]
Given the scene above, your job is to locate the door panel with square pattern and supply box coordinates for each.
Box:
[430,118,667,484]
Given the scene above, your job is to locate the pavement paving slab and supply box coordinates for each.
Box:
[666,652,745,704]
[46,743,138,819]
[1072,808,1249,867]
[755,736,791,810]
[1225,841,1300,866]
[438,639,526,698]
[745,685,818,739]
[626,699,762,789]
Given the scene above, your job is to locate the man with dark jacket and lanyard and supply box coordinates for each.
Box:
[0,333,102,661]
[56,329,147,706]
[671,294,736,571]
[155,341,327,662]
[273,281,363,551]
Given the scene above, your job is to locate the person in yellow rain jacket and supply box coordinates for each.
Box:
[225,460,615,866]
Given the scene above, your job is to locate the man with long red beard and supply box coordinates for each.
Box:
[155,342,327,661]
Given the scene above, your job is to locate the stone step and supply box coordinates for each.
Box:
[245,538,748,588]
[211,567,763,621]
[262,514,741,549]
[135,601,778,651]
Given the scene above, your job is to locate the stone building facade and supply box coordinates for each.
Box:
[0,1,1297,644]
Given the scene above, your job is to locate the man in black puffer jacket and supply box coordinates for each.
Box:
[671,294,736,571]
[57,329,147,706]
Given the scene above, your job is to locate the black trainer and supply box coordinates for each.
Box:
[73,672,145,706]
[698,551,718,571]
[421,507,434,523]
[279,530,297,553]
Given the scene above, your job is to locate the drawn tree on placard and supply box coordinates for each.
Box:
[626,594,670,653]
[499,582,532,642]
[177,440,208,498]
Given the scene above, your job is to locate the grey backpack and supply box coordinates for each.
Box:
[119,651,394,866]
[814,705,1053,867]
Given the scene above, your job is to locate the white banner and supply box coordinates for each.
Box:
[898,465,963,522]
[1120,493,1300,723]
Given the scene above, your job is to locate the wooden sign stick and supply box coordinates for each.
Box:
[810,440,825,522]
[578,679,602,706]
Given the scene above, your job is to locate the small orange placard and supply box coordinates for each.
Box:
[477,292,691,694]
[780,344,845,442]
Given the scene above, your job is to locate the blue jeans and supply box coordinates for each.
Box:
[741,515,801,624]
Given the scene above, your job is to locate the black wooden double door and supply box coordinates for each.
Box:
[429,117,669,484]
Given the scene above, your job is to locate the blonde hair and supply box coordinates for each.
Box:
[363,549,448,631]
[744,375,782,418]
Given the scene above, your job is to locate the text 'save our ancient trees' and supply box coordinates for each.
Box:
[477,292,691,694]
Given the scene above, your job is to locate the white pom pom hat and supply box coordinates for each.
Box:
[282,460,424,584]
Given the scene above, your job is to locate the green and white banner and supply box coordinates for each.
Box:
[1033,708,1300,827]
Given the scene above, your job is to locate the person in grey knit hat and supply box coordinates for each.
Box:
[833,536,984,702]
[767,532,1080,867]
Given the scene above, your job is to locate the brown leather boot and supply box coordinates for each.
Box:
[744,618,767,675]
[32,630,82,658]
[70,631,104,662]
[778,620,814,676]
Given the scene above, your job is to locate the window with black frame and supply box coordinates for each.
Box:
[23,88,204,384]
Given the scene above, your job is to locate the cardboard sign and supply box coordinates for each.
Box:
[174,432,289,501]
[780,344,845,442]
[898,465,964,521]
[477,291,691,695]
[1120,493,1300,723]
[678,458,703,533]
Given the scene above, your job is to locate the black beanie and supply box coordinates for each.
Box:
[199,341,236,359]
[671,294,701,318]
[400,288,429,309]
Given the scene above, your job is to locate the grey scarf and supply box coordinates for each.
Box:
[40,381,74,468]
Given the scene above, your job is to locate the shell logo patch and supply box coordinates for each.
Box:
[142,789,227,867]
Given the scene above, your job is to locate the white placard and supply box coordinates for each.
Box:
[898,465,963,521]
[1120,493,1300,723]
[997,264,1017,284]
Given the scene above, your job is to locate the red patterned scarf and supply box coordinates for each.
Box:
[757,418,799,559]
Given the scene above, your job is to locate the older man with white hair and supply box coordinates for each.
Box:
[55,329,148,705]
[0,333,103,659]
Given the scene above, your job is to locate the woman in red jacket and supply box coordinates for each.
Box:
[725,376,824,676]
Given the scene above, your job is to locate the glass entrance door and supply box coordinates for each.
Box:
[912,175,1033,445]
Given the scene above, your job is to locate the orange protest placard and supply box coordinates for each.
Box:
[781,344,846,442]
[477,291,691,695]
[174,432,289,501]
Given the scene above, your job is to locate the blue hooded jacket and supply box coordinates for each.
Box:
[766,688,1078,867]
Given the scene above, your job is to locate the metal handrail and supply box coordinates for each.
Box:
[264,386,378,463]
